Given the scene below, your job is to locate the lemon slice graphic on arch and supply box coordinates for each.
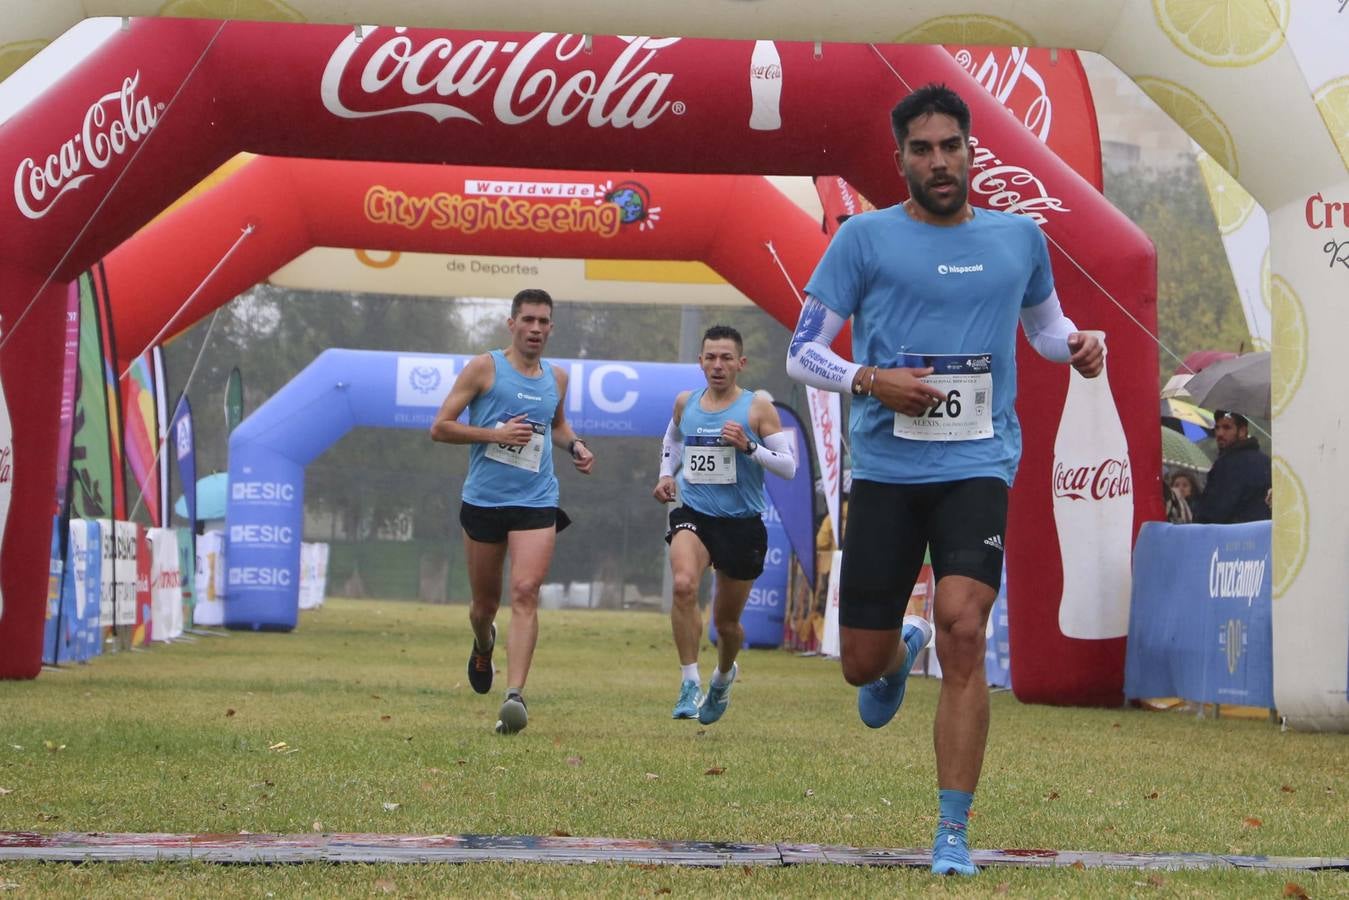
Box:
[1154,0,1289,68]
[896,15,1035,47]
[1313,76,1349,171]
[159,0,305,21]
[1269,275,1305,418]
[1196,152,1255,235]
[1270,455,1307,599]
[1135,77,1238,177]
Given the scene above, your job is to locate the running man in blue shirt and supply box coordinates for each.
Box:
[653,325,797,725]
[787,84,1103,876]
[431,289,595,735]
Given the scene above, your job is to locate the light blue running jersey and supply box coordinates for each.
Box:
[462,350,560,508]
[676,388,765,518]
[804,206,1054,486]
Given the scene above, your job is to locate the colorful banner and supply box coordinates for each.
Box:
[44,279,83,642]
[763,402,816,591]
[69,272,115,520]
[121,351,160,525]
[1125,521,1273,708]
[95,265,127,521]
[170,394,196,572]
[153,346,170,527]
[806,387,842,544]
[176,526,196,626]
[224,366,243,435]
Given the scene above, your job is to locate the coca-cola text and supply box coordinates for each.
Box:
[321,29,681,129]
[968,136,1070,225]
[13,73,162,220]
[1052,457,1131,502]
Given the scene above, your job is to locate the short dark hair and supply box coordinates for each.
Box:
[1215,410,1249,429]
[511,288,553,317]
[702,324,744,354]
[891,83,971,147]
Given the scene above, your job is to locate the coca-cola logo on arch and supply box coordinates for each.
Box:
[1052,457,1132,502]
[321,29,684,129]
[13,72,163,220]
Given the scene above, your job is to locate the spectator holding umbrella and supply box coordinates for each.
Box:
[1191,410,1271,524]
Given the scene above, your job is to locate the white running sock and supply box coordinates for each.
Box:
[680,663,700,683]
[711,664,736,686]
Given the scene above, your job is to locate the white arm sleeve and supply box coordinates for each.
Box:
[1019,289,1078,363]
[786,297,862,392]
[750,430,797,479]
[659,417,681,478]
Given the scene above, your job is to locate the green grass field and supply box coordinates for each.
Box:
[1,598,1345,897]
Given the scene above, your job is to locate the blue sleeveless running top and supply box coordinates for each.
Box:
[676,388,765,518]
[462,350,560,508]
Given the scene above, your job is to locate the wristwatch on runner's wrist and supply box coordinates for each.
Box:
[745,440,758,455]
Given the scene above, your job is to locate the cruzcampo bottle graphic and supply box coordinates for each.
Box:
[1051,333,1134,640]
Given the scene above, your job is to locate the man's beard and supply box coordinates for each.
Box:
[905,170,969,218]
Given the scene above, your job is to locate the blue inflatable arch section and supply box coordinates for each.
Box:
[224,348,700,629]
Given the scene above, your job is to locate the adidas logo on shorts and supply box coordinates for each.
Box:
[983,535,1003,551]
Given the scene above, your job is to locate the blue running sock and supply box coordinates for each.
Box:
[931,790,978,876]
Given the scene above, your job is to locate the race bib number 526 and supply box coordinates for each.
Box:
[892,352,994,442]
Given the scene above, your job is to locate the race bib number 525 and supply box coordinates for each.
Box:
[683,435,737,484]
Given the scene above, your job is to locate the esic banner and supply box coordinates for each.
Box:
[225,348,700,630]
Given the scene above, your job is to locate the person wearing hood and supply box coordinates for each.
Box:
[1191,410,1271,524]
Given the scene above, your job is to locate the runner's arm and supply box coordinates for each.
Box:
[659,417,682,478]
[430,354,506,444]
[1019,290,1077,363]
[785,297,865,393]
[747,393,796,478]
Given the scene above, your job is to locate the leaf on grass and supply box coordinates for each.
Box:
[0,787,12,796]
[1111,723,1120,729]
[645,773,660,781]
[9,746,21,752]
[995,882,1011,894]
[1070,860,1086,870]
[374,878,397,894]
[382,802,401,812]
[1283,882,1309,899]
[268,742,288,752]
[491,766,507,774]
[566,756,583,767]
[36,813,58,822]
[1145,791,1159,800]
[742,866,753,876]
[1280,784,1295,793]
[704,767,726,776]
[1242,816,1262,828]
[803,789,815,798]
[553,737,562,748]
[656,887,672,894]
[379,715,392,722]
[370,695,382,700]
[225,709,236,717]
[456,760,468,767]
[880,798,891,807]
[1147,874,1166,887]
[1045,791,1060,801]
[696,729,707,737]
[42,741,66,753]
[311,821,323,832]
[551,829,571,837]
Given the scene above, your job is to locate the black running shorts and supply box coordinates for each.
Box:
[460,502,571,544]
[839,477,1007,630]
[665,505,768,582]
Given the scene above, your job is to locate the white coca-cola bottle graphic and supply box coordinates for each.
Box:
[0,318,12,622]
[749,41,782,131]
[1051,332,1134,639]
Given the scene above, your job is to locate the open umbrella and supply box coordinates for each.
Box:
[1159,397,1214,429]
[1179,352,1270,420]
[1160,426,1212,473]
[173,472,228,521]
[1174,349,1236,376]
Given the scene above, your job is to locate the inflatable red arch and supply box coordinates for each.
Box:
[0,20,1158,706]
[103,159,832,372]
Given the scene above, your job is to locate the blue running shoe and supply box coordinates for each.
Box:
[857,615,933,729]
[672,679,702,719]
[931,824,979,876]
[698,663,737,725]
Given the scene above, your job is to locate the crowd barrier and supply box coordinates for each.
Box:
[1125,521,1273,709]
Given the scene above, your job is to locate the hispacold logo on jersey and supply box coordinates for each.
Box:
[321,29,682,130]
[14,72,164,220]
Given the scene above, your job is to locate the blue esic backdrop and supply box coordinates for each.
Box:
[225,349,800,632]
